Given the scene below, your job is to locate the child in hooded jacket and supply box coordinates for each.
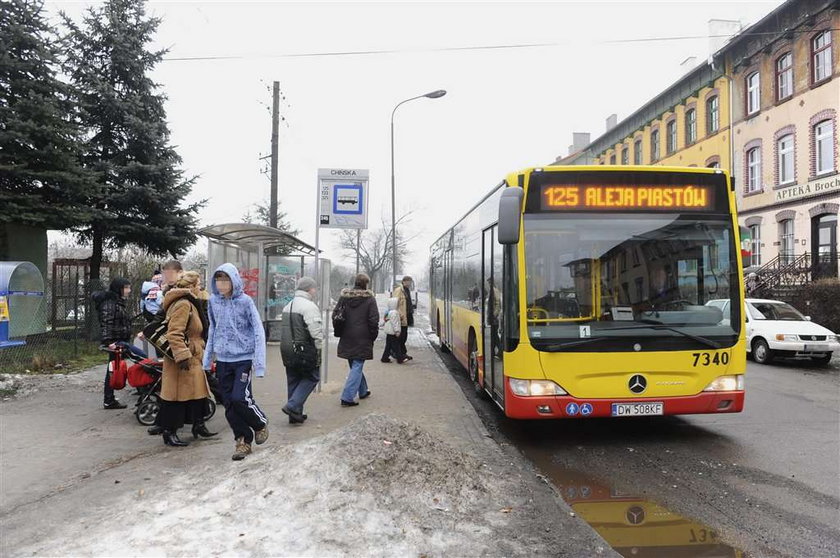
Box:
[380,297,406,364]
[203,263,269,461]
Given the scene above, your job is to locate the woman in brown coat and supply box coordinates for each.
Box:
[159,271,216,447]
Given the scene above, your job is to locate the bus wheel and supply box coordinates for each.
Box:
[437,310,449,353]
[469,335,489,399]
[752,338,774,364]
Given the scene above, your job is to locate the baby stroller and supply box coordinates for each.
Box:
[100,343,222,426]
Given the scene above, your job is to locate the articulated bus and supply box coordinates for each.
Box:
[430,166,746,419]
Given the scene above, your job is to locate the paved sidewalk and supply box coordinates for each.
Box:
[1,307,611,556]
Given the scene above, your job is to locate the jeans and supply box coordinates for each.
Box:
[216,360,267,443]
[286,366,320,414]
[341,359,369,403]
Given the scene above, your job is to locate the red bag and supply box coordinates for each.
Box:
[108,359,128,390]
[127,360,157,388]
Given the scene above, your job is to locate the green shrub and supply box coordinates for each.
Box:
[791,278,840,333]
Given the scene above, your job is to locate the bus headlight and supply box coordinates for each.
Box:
[509,378,568,397]
[703,375,744,392]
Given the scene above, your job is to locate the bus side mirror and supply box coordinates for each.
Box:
[498,188,524,245]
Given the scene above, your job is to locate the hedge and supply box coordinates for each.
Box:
[790,278,840,334]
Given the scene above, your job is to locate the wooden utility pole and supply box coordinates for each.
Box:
[269,81,280,229]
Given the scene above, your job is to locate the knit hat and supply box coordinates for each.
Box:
[296,276,317,291]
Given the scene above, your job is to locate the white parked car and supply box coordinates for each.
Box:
[706,298,839,365]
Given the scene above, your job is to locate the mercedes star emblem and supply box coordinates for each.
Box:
[628,374,647,394]
[626,505,646,525]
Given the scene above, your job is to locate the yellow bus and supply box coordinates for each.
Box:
[430,166,745,419]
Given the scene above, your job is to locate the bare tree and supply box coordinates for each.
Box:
[339,212,419,293]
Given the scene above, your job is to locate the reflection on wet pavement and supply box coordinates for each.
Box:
[537,464,744,557]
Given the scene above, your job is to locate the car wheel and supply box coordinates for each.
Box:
[812,353,832,366]
[752,338,774,364]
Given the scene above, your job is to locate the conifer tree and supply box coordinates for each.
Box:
[62,0,201,280]
[0,0,91,230]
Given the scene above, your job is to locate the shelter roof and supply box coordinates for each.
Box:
[198,223,318,256]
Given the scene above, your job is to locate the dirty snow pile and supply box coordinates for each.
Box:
[16,414,536,557]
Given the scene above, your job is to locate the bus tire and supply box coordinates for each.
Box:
[437,310,449,353]
[469,333,489,400]
[752,338,774,364]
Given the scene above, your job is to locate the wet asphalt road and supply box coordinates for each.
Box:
[433,332,840,557]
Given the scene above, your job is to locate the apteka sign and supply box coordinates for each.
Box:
[775,176,840,203]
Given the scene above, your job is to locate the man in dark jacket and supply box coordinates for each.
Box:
[94,277,133,409]
[335,274,378,406]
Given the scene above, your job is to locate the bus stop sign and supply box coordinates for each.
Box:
[317,168,369,230]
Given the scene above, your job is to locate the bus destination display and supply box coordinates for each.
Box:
[541,184,713,211]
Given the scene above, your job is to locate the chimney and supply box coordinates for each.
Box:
[605,114,617,132]
[708,19,742,58]
[680,56,698,73]
[571,132,590,154]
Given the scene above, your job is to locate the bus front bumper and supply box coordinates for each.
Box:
[504,383,745,419]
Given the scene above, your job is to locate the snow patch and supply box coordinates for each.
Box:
[17,414,523,557]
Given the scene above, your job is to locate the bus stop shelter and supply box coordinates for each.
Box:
[198,223,326,341]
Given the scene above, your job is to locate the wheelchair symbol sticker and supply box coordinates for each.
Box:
[581,403,593,416]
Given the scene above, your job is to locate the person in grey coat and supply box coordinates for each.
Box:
[280,277,324,424]
[334,273,378,406]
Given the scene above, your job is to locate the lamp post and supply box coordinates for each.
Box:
[390,89,446,290]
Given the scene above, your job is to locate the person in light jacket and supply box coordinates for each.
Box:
[203,263,268,461]
[336,273,379,406]
[279,276,324,424]
[380,297,406,363]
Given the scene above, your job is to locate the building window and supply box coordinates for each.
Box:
[747,147,762,193]
[749,224,761,267]
[746,72,760,115]
[633,138,642,165]
[610,153,616,165]
[777,134,794,185]
[650,129,660,161]
[706,95,719,134]
[779,219,794,264]
[685,109,697,144]
[621,145,629,165]
[812,31,833,84]
[666,119,677,154]
[776,53,793,101]
[814,120,835,175]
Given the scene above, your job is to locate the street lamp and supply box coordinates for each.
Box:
[390,89,447,289]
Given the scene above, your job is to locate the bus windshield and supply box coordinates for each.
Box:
[523,212,740,352]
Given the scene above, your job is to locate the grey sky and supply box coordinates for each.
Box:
[48,0,782,278]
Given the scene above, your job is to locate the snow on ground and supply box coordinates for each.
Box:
[0,368,100,400]
[14,414,542,557]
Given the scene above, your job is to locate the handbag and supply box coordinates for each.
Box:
[332,297,346,338]
[289,299,319,369]
[141,305,191,361]
[108,359,127,390]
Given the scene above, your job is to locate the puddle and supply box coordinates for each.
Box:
[541,466,744,557]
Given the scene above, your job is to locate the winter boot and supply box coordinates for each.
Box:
[232,437,251,461]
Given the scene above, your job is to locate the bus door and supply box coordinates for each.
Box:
[443,248,454,347]
[482,226,505,401]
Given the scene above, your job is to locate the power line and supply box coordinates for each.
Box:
[163,29,840,62]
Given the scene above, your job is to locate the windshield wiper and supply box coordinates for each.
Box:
[540,337,606,350]
[617,319,723,349]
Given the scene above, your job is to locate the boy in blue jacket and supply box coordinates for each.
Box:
[203,263,269,461]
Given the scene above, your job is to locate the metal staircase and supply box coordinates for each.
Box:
[748,253,812,301]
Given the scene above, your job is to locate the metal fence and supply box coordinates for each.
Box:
[0,274,145,375]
